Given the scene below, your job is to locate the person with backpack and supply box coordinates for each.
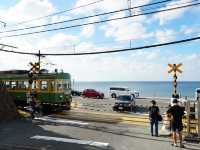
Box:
[149,100,160,136]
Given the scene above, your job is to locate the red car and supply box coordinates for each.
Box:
[82,89,104,99]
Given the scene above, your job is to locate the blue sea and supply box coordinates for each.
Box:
[72,81,200,99]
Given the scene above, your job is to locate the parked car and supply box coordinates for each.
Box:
[71,90,82,96]
[82,89,104,99]
[109,87,139,98]
[113,95,135,111]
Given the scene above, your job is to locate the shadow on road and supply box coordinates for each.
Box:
[0,119,115,150]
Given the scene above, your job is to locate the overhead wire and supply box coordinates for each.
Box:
[0,35,199,56]
[6,0,104,27]
[0,0,177,34]
[1,1,200,38]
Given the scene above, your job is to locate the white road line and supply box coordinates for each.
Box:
[31,135,109,148]
[34,116,89,126]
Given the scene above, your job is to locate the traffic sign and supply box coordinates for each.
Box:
[168,63,183,98]
[168,63,182,73]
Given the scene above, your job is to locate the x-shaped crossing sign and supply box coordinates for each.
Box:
[168,63,182,74]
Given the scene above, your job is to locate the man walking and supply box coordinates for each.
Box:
[167,99,185,148]
[149,100,160,136]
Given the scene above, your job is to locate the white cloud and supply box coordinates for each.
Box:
[81,25,95,38]
[36,33,79,53]
[0,0,55,26]
[155,29,176,43]
[0,0,199,82]
[180,25,200,35]
[153,0,192,25]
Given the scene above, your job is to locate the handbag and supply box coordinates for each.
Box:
[158,114,163,121]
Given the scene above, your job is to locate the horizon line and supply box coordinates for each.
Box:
[72,80,200,82]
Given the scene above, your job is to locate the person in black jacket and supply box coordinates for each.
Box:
[149,100,160,136]
[167,99,185,148]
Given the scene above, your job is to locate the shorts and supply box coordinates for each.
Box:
[171,122,183,132]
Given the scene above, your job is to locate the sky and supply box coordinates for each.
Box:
[0,0,200,81]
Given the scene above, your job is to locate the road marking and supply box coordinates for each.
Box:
[31,135,109,148]
[34,116,89,126]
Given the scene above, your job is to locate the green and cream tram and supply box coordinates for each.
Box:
[0,70,72,112]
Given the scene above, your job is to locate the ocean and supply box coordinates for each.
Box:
[72,81,200,99]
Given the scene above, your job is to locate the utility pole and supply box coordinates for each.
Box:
[168,63,182,98]
[127,0,132,16]
[38,50,41,72]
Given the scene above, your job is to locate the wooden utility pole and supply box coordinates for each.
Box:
[168,63,182,98]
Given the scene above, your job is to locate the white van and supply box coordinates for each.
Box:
[109,87,139,98]
[195,88,200,100]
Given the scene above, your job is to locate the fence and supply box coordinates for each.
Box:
[184,97,200,141]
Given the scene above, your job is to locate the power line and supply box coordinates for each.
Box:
[1,1,200,38]
[0,35,199,56]
[0,43,17,48]
[0,0,176,34]
[7,0,103,27]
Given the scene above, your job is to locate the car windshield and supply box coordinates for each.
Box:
[117,95,132,101]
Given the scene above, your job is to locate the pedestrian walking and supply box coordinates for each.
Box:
[149,100,160,136]
[167,99,185,148]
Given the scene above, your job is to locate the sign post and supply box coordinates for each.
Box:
[168,63,182,98]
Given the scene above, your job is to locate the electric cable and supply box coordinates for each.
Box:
[0,0,177,34]
[7,0,103,27]
[0,35,199,56]
[1,1,199,38]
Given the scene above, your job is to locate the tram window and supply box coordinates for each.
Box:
[5,81,10,88]
[57,84,63,91]
[41,81,48,90]
[56,81,63,91]
[24,81,29,89]
[11,81,16,89]
[63,80,70,89]
[18,81,27,89]
[63,84,67,90]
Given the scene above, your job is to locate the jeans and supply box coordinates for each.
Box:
[150,119,158,136]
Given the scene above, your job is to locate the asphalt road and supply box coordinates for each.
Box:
[0,116,199,150]
[0,96,199,150]
[71,96,170,114]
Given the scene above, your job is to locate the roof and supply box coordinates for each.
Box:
[0,70,71,80]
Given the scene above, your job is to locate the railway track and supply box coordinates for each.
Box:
[52,110,198,133]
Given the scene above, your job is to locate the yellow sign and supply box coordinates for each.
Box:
[168,63,182,74]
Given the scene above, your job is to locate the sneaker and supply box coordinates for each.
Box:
[180,144,185,148]
[171,143,177,147]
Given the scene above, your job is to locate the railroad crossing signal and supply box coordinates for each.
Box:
[168,63,182,73]
[168,63,183,98]
[30,62,40,74]
[28,62,40,85]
